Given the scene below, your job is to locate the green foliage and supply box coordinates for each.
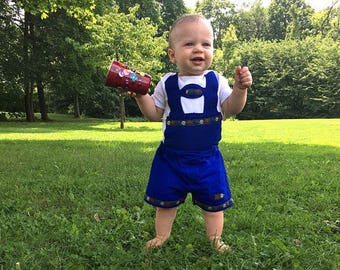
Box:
[285,0,314,39]
[0,0,339,120]
[158,0,188,73]
[196,0,236,48]
[0,1,25,113]
[114,0,163,26]
[233,0,270,41]
[268,0,313,40]
[159,0,188,34]
[80,5,168,118]
[235,37,340,119]
[212,24,240,79]
[16,0,96,22]
[310,6,340,40]
[36,10,94,117]
[86,5,167,83]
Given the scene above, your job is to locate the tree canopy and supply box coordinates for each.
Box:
[0,0,339,121]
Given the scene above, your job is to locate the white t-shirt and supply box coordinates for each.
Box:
[152,70,233,131]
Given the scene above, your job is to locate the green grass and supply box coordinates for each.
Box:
[0,117,339,269]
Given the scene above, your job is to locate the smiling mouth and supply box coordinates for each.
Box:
[191,57,204,63]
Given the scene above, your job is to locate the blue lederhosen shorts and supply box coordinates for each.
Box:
[144,143,234,212]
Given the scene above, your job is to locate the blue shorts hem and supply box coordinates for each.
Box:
[193,198,234,212]
[144,194,185,208]
[144,194,234,212]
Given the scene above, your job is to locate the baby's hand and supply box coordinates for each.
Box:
[234,66,252,90]
[117,88,141,98]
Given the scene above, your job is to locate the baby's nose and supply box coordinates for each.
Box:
[193,44,204,52]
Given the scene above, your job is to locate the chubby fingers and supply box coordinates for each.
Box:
[234,66,252,90]
[126,91,137,97]
[117,89,139,98]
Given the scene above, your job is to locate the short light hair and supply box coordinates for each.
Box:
[168,14,213,48]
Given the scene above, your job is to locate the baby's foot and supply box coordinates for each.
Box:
[145,236,167,250]
[216,240,231,253]
[212,238,232,254]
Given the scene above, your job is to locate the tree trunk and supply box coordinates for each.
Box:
[30,13,48,122]
[74,94,81,118]
[23,11,34,122]
[37,79,49,121]
[119,95,125,129]
[24,82,34,122]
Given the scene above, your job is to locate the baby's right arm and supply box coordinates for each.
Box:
[135,94,164,121]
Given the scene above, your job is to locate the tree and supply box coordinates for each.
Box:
[114,0,163,27]
[236,37,339,119]
[158,0,188,34]
[196,0,236,48]
[268,0,313,40]
[15,0,96,21]
[212,24,239,80]
[11,0,96,121]
[234,0,270,41]
[86,5,167,127]
[43,10,94,118]
[158,0,188,72]
[0,1,24,116]
[310,4,340,40]
[285,0,313,39]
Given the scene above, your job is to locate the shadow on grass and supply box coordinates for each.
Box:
[0,139,338,269]
[0,121,161,134]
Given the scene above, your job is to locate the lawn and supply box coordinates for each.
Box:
[0,118,339,269]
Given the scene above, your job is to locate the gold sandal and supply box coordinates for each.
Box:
[212,238,232,254]
[216,241,231,253]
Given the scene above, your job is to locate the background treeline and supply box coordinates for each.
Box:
[0,0,339,121]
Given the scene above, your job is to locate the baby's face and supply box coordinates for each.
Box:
[168,19,214,76]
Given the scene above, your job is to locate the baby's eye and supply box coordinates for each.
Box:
[184,42,194,46]
[203,43,211,47]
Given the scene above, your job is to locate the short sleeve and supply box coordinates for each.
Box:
[151,73,176,110]
[217,73,233,104]
[151,80,166,110]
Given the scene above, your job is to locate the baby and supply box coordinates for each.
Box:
[134,14,252,252]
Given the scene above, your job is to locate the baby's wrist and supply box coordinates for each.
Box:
[233,84,248,91]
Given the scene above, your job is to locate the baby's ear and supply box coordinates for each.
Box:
[168,48,176,64]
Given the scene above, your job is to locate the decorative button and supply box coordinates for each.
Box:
[130,73,137,81]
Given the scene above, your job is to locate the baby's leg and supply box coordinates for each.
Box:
[146,207,177,249]
[203,210,231,253]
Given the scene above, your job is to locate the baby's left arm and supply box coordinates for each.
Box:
[221,66,252,116]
